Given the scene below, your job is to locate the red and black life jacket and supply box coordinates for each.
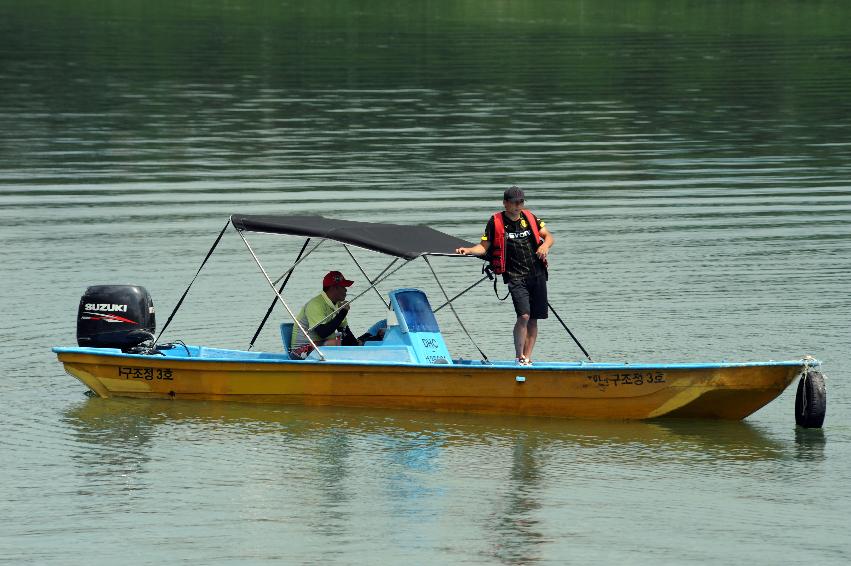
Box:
[489,209,547,275]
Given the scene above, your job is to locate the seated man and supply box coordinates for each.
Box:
[290,270,372,359]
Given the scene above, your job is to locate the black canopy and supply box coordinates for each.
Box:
[230,214,473,260]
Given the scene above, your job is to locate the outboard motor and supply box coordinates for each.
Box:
[77,285,156,351]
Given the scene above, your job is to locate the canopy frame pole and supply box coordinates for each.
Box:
[433,275,489,313]
[236,228,325,361]
[423,256,490,364]
[547,302,593,362]
[271,238,327,286]
[343,245,392,309]
[154,219,230,346]
[369,257,401,288]
[247,237,311,351]
[307,257,411,333]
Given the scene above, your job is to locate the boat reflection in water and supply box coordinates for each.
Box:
[63,397,790,461]
[62,397,802,562]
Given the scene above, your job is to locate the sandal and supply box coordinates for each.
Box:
[516,356,532,366]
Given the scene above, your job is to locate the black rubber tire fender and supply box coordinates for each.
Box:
[795,369,827,429]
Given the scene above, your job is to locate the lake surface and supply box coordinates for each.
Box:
[1,1,850,563]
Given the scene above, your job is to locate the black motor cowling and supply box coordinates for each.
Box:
[77,285,155,350]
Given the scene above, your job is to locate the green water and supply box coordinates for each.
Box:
[1,1,850,564]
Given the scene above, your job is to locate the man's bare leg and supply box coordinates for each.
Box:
[513,314,530,359]
[523,318,538,361]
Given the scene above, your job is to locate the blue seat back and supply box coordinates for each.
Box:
[280,322,294,351]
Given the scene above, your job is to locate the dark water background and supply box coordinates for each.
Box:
[1,1,849,564]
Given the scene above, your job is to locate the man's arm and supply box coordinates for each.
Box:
[457,218,494,256]
[455,239,491,256]
[308,301,349,340]
[537,226,554,260]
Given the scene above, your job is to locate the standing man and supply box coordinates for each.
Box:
[455,186,554,365]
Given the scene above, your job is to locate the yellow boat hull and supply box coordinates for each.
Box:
[55,348,807,420]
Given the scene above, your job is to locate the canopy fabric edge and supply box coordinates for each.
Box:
[230,214,474,260]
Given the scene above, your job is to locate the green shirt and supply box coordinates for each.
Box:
[291,291,349,348]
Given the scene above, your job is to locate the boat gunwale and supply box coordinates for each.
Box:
[52,346,819,372]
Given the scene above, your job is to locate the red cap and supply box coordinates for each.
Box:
[322,271,354,288]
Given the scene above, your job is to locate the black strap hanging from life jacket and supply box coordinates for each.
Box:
[483,263,510,301]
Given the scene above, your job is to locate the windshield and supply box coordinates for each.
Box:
[393,290,440,333]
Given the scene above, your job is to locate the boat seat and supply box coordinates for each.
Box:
[280,322,294,351]
[197,347,266,360]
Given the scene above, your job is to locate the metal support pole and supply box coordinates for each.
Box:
[271,238,326,286]
[433,275,489,313]
[154,219,230,346]
[236,229,325,361]
[248,238,311,350]
[547,302,593,362]
[344,245,392,309]
[423,256,490,363]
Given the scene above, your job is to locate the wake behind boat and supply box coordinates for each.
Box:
[53,214,827,425]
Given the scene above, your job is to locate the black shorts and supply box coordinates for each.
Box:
[508,274,548,319]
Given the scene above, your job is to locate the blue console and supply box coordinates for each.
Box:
[374,288,452,365]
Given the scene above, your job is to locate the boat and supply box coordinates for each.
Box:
[53,214,826,423]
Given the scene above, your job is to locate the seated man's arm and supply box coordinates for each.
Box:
[312,307,348,340]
